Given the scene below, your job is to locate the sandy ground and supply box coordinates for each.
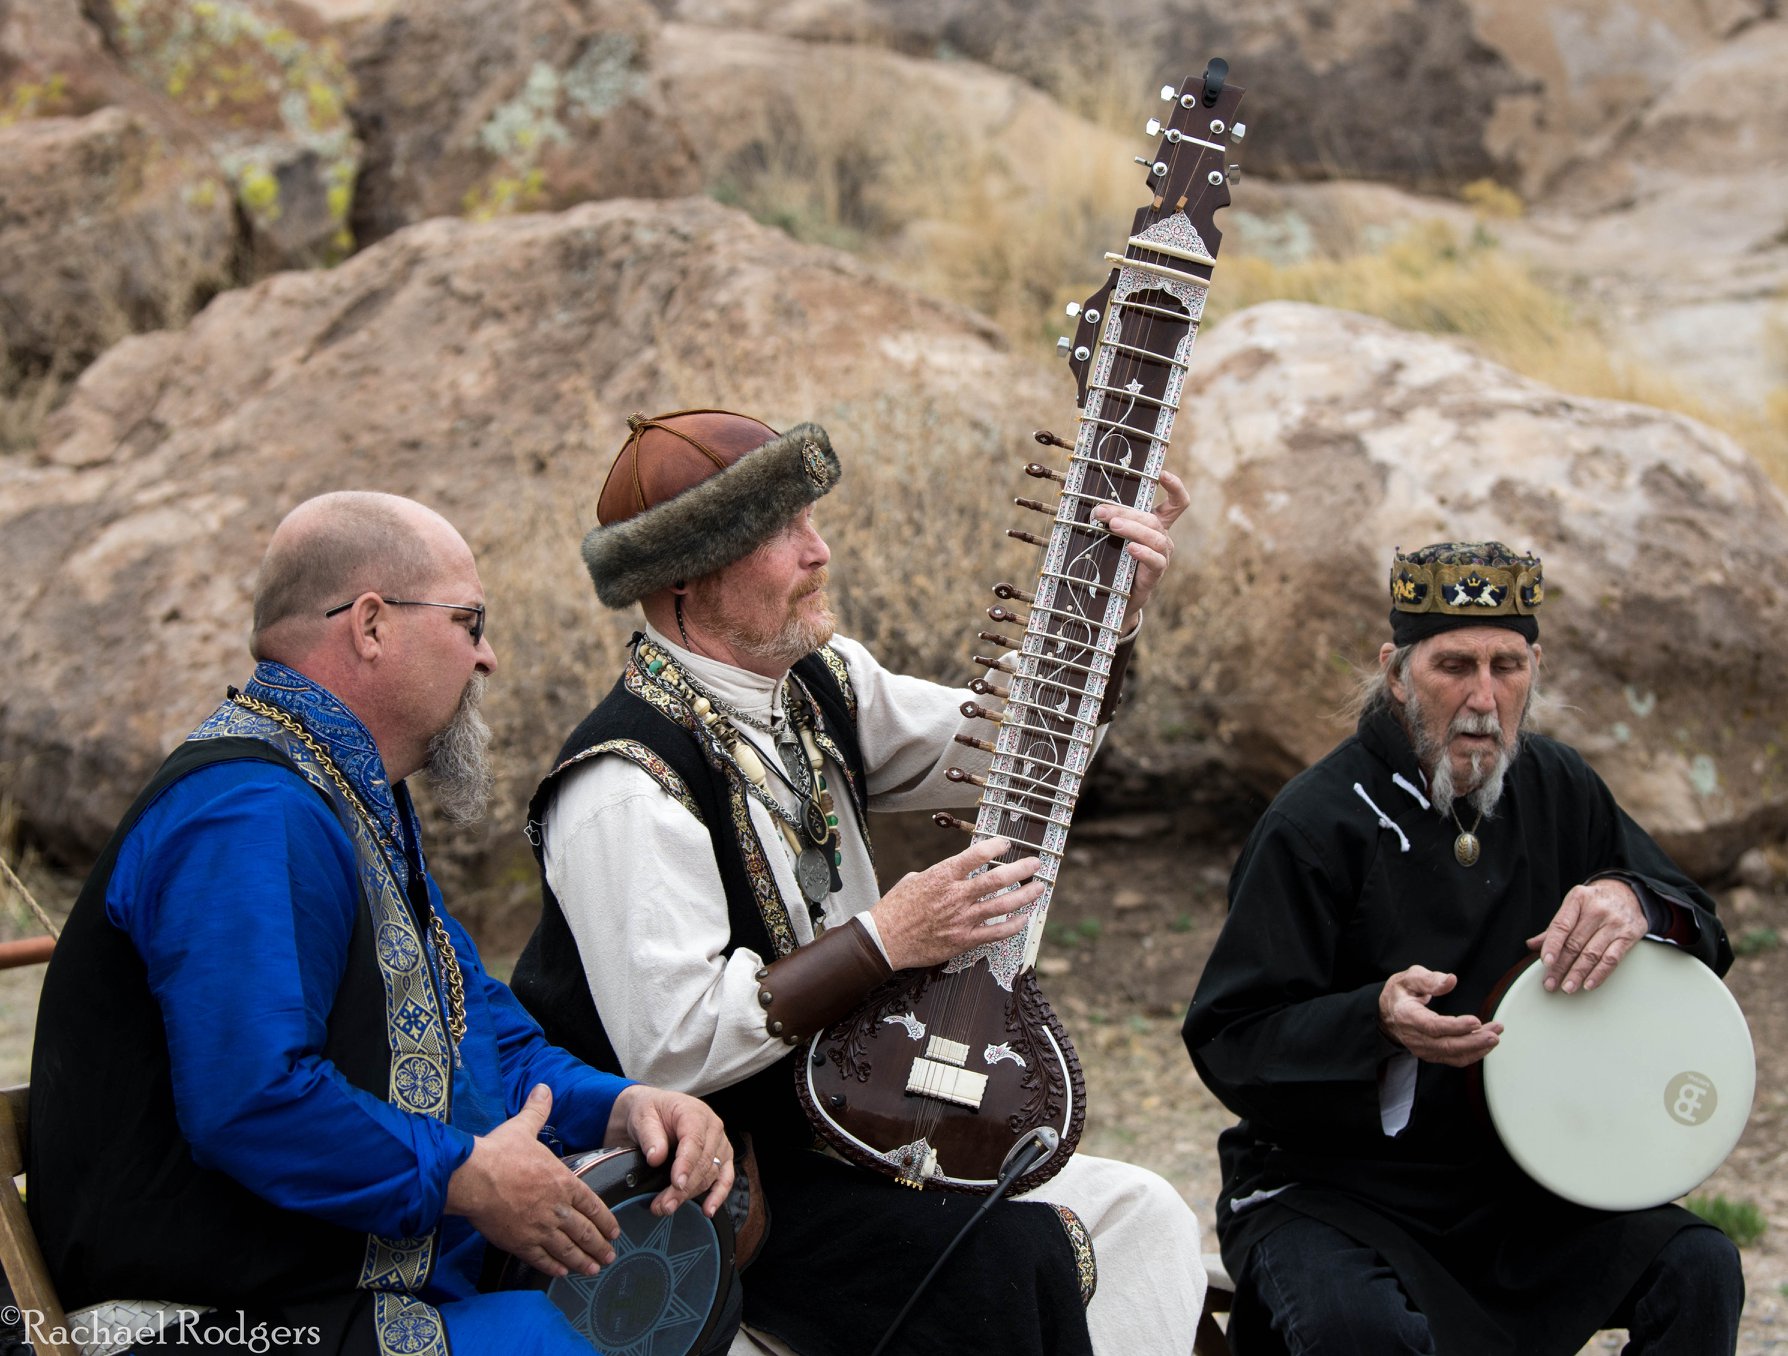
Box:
[3,817,1784,1352]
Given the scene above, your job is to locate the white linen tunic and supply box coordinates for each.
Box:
[541,625,1205,1355]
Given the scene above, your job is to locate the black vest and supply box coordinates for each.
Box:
[511,650,868,1144]
[29,738,416,1328]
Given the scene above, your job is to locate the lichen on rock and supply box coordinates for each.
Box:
[110,0,362,264]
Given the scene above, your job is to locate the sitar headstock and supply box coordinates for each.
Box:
[1059,58,1247,407]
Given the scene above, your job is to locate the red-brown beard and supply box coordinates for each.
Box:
[693,568,836,669]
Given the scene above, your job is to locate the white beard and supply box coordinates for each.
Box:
[1407,700,1521,820]
[425,674,494,824]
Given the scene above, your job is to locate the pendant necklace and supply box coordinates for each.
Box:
[1451,804,1484,867]
[635,640,841,923]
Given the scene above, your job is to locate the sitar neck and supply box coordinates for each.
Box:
[946,63,1247,989]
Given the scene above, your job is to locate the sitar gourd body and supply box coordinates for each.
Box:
[799,61,1249,1195]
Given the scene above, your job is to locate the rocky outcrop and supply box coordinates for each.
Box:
[1511,18,1788,408]
[104,0,361,268]
[655,0,1774,198]
[0,108,235,383]
[0,196,1058,903]
[0,0,360,417]
[345,0,694,243]
[1168,300,1788,877]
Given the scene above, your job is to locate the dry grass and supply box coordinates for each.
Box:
[1206,217,1788,483]
[706,92,1788,486]
[703,49,1140,346]
[0,796,72,942]
[0,359,74,458]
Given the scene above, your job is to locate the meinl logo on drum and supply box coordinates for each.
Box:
[1665,1071,1717,1126]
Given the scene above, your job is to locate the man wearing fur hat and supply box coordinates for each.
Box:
[513,409,1207,1355]
[1183,542,1744,1355]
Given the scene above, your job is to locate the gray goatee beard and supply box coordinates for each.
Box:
[425,674,494,825]
[1407,698,1522,821]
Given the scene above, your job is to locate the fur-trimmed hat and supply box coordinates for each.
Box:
[582,409,842,609]
[1388,540,1543,645]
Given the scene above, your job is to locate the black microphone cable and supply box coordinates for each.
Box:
[867,1127,1063,1356]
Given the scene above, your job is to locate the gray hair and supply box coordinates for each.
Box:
[251,492,438,658]
[1345,643,1416,721]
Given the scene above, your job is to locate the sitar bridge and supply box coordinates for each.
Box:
[906,1035,988,1110]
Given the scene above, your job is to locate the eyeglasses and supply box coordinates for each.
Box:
[323,596,486,646]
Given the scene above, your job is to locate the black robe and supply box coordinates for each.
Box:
[1183,707,1733,1356]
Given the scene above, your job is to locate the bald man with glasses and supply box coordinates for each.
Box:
[30,491,733,1356]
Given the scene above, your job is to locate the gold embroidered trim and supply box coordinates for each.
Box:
[372,1292,449,1356]
[553,738,705,824]
[814,644,858,721]
[189,707,449,1296]
[728,775,797,957]
[626,660,798,957]
[1051,1203,1098,1307]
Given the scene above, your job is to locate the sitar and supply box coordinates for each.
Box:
[798,60,1249,1195]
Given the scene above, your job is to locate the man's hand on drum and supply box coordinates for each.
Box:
[447,1083,620,1278]
[1378,965,1503,1067]
[607,1083,734,1219]
[1093,469,1188,615]
[870,836,1041,971]
[1526,877,1647,995]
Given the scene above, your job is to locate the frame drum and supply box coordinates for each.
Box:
[496,1147,738,1355]
[1482,939,1754,1211]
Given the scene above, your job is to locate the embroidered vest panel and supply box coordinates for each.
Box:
[28,736,447,1351]
[513,648,868,1144]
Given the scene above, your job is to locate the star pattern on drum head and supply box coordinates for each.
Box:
[558,1207,718,1356]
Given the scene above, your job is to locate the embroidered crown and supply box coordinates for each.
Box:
[1388,541,1542,645]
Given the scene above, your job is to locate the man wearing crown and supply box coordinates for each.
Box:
[1183,541,1744,1355]
[511,409,1208,1355]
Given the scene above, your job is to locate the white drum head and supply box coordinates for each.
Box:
[1482,940,1754,1211]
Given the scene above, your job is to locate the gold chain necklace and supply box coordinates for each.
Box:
[229,691,467,1047]
[1451,803,1484,867]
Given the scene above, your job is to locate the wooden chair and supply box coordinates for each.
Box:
[1195,1251,1234,1356]
[0,1084,79,1356]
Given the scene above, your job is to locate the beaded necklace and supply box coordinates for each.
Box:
[634,638,842,925]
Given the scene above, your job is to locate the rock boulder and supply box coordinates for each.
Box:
[0,107,235,389]
[655,0,1772,197]
[0,196,1064,914]
[1169,300,1788,877]
[345,0,693,244]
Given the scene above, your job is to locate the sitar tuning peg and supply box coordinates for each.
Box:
[992,581,1034,604]
[945,766,989,789]
[1024,463,1063,483]
[971,654,1016,675]
[960,700,1005,726]
[953,732,998,754]
[932,811,977,834]
[1014,496,1058,516]
[968,676,1009,700]
[987,604,1028,627]
[1007,528,1048,548]
[978,630,1020,650]
[1032,429,1073,450]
